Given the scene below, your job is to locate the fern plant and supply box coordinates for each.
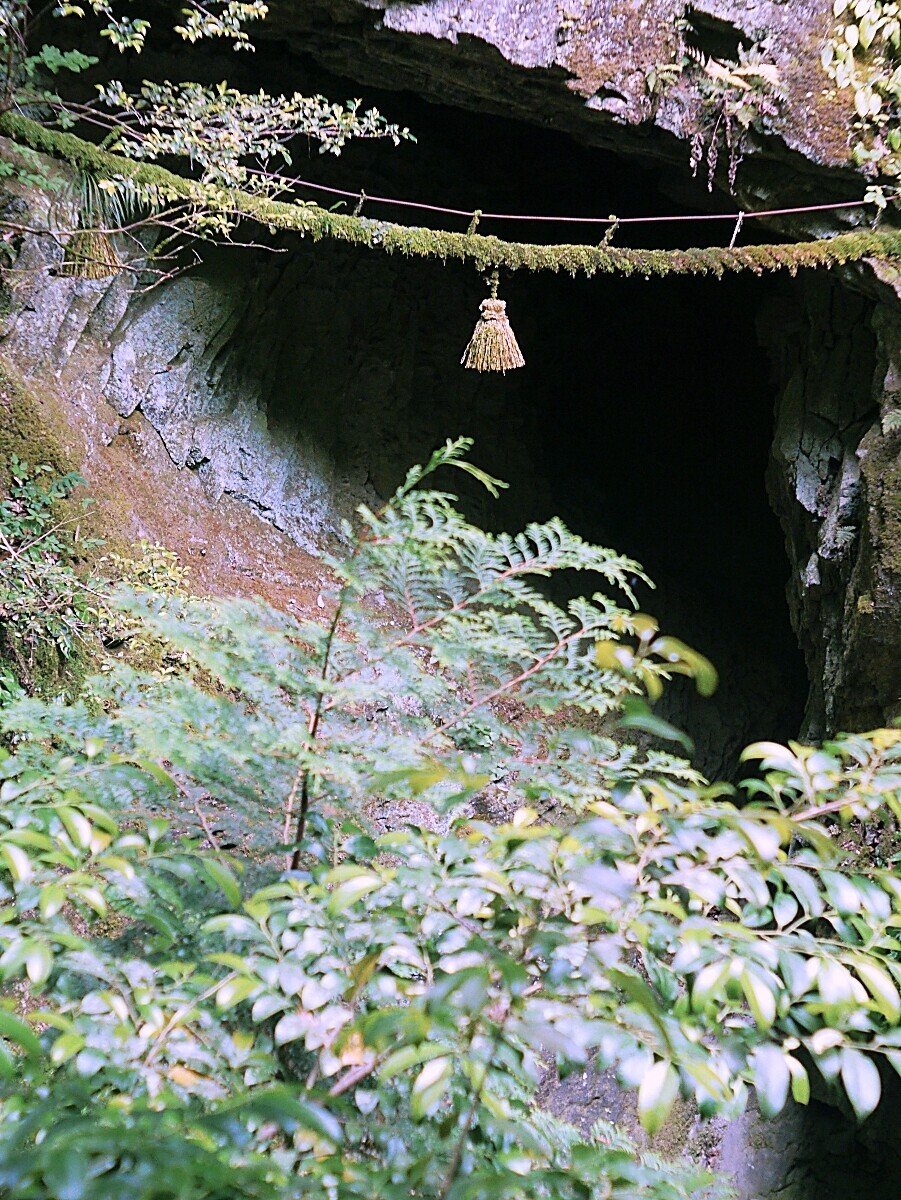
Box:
[0,441,898,1200]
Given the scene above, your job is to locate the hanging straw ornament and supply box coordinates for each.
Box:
[58,171,123,280]
[461,269,524,373]
[59,224,122,279]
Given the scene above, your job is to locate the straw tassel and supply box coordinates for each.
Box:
[59,225,122,280]
[461,270,524,373]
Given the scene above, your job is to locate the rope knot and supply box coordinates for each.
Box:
[479,297,507,320]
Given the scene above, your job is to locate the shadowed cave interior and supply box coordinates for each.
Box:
[46,18,825,774]
[172,66,812,776]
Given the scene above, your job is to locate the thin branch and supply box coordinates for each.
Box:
[421,628,585,745]
[193,796,222,852]
[327,1057,381,1097]
[144,972,237,1067]
[287,593,346,871]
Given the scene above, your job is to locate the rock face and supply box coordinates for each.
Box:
[0,205,543,554]
[542,1060,901,1200]
[276,0,862,221]
[762,268,901,736]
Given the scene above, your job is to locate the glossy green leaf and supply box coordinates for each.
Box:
[637,1059,680,1134]
[216,976,258,1010]
[0,1008,42,1058]
[410,1056,452,1120]
[751,1045,790,1117]
[840,1048,881,1121]
[203,859,242,907]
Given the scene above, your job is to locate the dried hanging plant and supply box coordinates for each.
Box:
[59,226,122,279]
[460,269,524,373]
[58,170,132,279]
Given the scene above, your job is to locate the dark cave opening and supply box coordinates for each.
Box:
[44,23,812,771]
[244,71,810,772]
[244,244,807,774]
[507,268,808,773]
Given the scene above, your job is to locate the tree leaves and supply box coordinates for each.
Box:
[740,970,777,1029]
[637,1060,680,1134]
[617,697,694,754]
[0,1009,42,1060]
[202,859,243,907]
[786,1056,810,1105]
[0,456,898,1198]
[750,1046,790,1118]
[326,872,383,915]
[216,976,258,1010]
[840,1049,882,1122]
[854,959,901,1022]
[411,1056,452,1120]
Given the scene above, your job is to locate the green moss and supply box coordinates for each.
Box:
[3,112,899,279]
[880,455,901,573]
[0,362,99,698]
[0,359,77,488]
[646,1094,697,1159]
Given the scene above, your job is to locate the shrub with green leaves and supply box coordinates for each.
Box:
[0,441,898,1199]
[824,0,901,182]
[0,455,99,689]
[1,1,411,259]
[0,454,209,691]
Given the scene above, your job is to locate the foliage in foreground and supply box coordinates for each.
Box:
[0,454,189,698]
[824,0,901,185]
[0,441,899,1199]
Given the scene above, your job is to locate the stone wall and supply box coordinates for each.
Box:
[761,269,901,736]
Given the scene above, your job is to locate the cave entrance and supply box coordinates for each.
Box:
[508,267,806,776]
[233,70,807,774]
[99,43,809,774]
